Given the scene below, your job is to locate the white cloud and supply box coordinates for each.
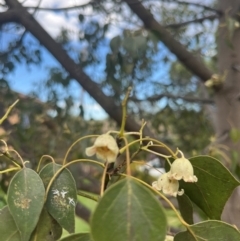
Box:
[36,11,79,39]
[20,0,92,39]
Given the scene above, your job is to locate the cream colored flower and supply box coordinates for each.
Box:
[165,235,174,241]
[152,172,184,197]
[85,134,119,163]
[168,151,198,182]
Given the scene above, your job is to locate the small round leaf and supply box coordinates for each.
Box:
[174,220,240,240]
[7,168,45,241]
[39,163,77,234]
[30,208,62,241]
[180,156,239,219]
[0,206,21,241]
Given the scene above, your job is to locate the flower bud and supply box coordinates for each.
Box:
[85,134,119,163]
[168,151,198,182]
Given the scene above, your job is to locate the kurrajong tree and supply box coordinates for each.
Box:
[1,0,240,228]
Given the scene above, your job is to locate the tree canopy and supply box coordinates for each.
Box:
[1,0,240,229]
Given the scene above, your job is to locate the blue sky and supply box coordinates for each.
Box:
[1,0,217,121]
[1,0,135,120]
[1,0,110,120]
[7,55,108,120]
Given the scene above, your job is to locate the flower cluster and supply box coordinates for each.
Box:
[85,134,119,163]
[85,135,197,197]
[152,151,198,197]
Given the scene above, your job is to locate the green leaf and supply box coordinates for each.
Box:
[177,194,193,224]
[0,206,21,241]
[5,61,15,72]
[174,220,240,241]
[78,14,84,22]
[0,195,7,209]
[58,233,92,241]
[230,128,240,143]
[7,168,45,241]
[181,156,239,219]
[133,35,147,52]
[110,35,121,53]
[39,163,77,234]
[91,177,167,241]
[30,208,62,241]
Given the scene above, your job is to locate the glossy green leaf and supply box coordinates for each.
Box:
[30,208,62,241]
[91,177,167,241]
[174,220,240,241]
[0,206,21,241]
[39,163,77,234]
[180,156,239,219]
[177,194,193,224]
[7,168,45,241]
[59,233,92,241]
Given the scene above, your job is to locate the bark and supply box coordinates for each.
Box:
[216,0,240,227]
[0,9,18,25]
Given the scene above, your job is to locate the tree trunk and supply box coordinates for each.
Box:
[217,0,240,227]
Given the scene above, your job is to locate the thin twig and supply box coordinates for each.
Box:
[0,150,21,168]
[122,137,131,176]
[119,87,132,137]
[45,159,104,202]
[158,0,221,14]
[77,191,99,202]
[165,14,219,29]
[100,162,109,196]
[0,99,19,125]
[63,134,99,165]
[130,93,214,104]
[37,155,55,172]
[24,3,91,12]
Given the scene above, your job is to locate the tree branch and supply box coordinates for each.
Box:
[0,0,46,57]
[0,9,19,25]
[4,0,172,156]
[124,0,214,83]
[24,3,91,12]
[0,29,26,57]
[165,14,219,29]
[160,0,222,14]
[130,93,214,104]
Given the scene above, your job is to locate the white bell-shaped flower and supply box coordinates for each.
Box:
[85,134,119,163]
[165,235,174,241]
[152,172,184,197]
[168,151,198,182]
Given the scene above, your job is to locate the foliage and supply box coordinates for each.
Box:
[1,97,240,241]
[1,0,240,239]
[0,0,216,155]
